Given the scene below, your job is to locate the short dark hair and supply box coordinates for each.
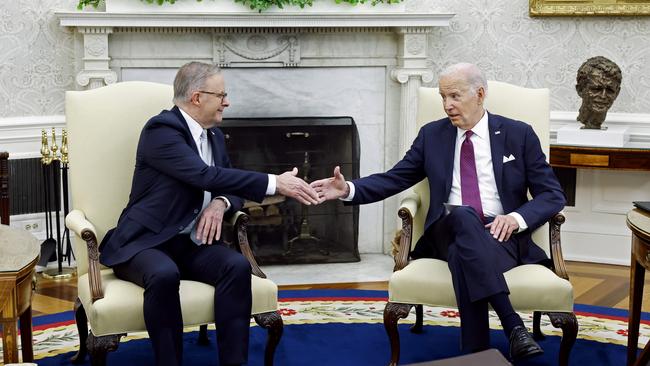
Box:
[576,56,622,94]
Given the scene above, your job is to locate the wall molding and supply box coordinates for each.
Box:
[6,111,650,156]
[550,111,650,146]
[0,115,66,159]
[1,111,649,158]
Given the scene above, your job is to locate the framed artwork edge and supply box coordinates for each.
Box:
[530,0,650,16]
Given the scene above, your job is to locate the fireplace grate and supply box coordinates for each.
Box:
[220,116,360,265]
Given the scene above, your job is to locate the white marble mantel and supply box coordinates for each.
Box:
[55,6,454,254]
[57,8,452,150]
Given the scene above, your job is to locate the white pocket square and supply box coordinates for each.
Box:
[503,154,516,163]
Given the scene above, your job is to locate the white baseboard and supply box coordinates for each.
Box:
[561,231,631,266]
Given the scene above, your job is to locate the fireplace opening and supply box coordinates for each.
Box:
[220,116,360,265]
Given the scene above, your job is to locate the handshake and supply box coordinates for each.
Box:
[276,166,348,205]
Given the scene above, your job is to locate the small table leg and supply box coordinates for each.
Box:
[1,319,19,364]
[629,240,646,366]
[19,305,34,361]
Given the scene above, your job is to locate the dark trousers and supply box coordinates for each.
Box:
[113,235,252,366]
[412,206,520,351]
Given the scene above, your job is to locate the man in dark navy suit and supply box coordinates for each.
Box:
[100,61,319,366]
[311,63,565,360]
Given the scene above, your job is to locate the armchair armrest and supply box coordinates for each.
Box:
[549,212,568,280]
[228,211,267,279]
[394,193,421,272]
[65,209,104,302]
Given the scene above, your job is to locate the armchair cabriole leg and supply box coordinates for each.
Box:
[547,312,578,366]
[254,311,284,366]
[197,324,210,345]
[532,311,545,340]
[384,302,413,366]
[411,304,423,334]
[71,297,89,364]
[87,333,123,366]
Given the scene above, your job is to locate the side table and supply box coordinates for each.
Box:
[627,209,650,366]
[0,224,40,364]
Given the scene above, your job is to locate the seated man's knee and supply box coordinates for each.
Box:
[447,206,482,224]
[229,254,252,279]
[145,267,181,291]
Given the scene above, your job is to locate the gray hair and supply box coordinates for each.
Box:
[173,62,222,104]
[439,63,488,96]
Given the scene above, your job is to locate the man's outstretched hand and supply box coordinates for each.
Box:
[310,166,349,203]
[276,167,320,205]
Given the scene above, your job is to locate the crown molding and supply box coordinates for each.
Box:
[56,11,454,29]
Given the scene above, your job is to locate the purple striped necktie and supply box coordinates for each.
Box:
[460,130,484,219]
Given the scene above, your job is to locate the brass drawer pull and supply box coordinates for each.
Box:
[286,132,310,138]
[569,153,609,167]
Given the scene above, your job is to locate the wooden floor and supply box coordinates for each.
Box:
[31,260,650,316]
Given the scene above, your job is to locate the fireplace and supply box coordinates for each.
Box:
[56,7,453,256]
[220,116,360,264]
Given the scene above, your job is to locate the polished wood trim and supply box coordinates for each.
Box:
[394,207,413,271]
[234,213,266,279]
[81,229,104,302]
[550,213,569,280]
[0,151,8,225]
[0,256,39,364]
[551,145,650,171]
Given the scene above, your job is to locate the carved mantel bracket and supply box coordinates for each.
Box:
[76,27,117,89]
[391,26,435,155]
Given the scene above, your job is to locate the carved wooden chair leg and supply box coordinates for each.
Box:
[71,298,89,364]
[384,302,413,366]
[254,311,284,366]
[547,312,578,366]
[410,304,424,333]
[197,324,210,345]
[87,332,123,366]
[532,311,545,340]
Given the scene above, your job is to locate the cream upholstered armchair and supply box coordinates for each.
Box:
[383,82,578,366]
[64,81,283,366]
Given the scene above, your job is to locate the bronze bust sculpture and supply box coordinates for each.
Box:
[575,56,622,130]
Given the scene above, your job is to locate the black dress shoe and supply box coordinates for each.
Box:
[509,325,544,360]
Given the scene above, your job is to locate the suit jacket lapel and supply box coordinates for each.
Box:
[442,121,457,197]
[207,129,221,167]
[171,106,200,156]
[488,113,505,200]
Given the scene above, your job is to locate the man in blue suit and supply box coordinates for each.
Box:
[100,61,319,366]
[312,63,565,360]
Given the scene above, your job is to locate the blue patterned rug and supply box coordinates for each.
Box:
[10,289,650,365]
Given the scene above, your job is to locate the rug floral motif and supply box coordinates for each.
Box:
[3,297,649,362]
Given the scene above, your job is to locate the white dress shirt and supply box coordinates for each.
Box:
[447,111,526,230]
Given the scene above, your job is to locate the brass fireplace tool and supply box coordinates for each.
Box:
[40,128,75,279]
[286,152,328,256]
